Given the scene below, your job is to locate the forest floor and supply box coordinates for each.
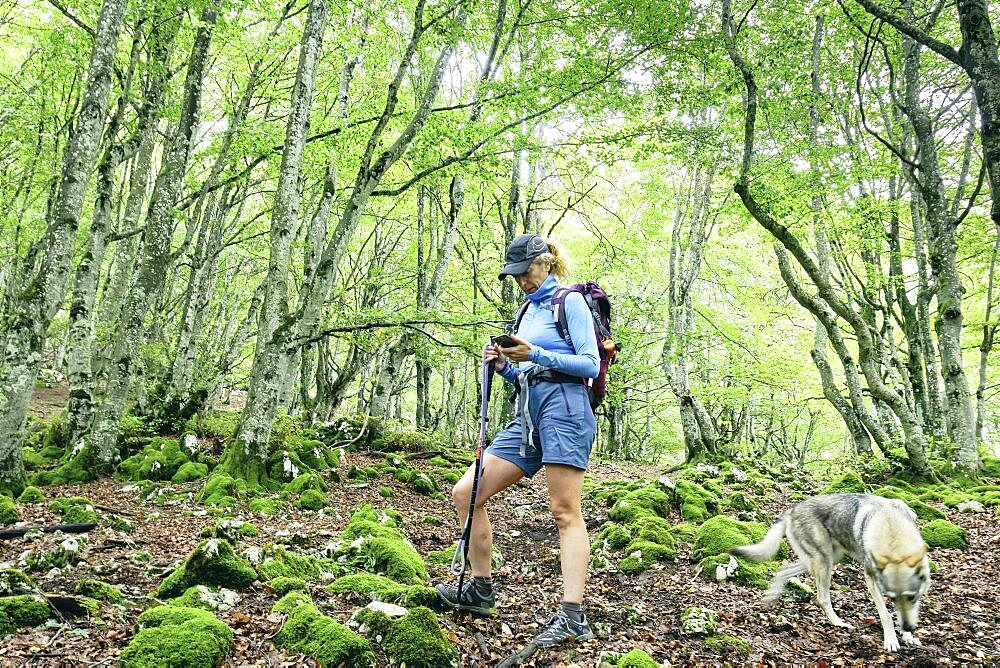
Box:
[2,450,999,667]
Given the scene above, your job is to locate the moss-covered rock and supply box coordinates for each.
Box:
[680,606,718,636]
[0,568,35,596]
[202,518,259,542]
[326,573,438,608]
[156,539,257,598]
[169,585,241,612]
[670,523,699,545]
[48,496,98,524]
[821,471,866,494]
[618,539,676,574]
[119,606,232,668]
[271,592,374,666]
[872,487,947,521]
[249,497,284,516]
[120,438,193,482]
[617,648,659,668]
[257,545,339,582]
[16,486,45,504]
[920,519,968,550]
[593,522,631,551]
[607,485,672,524]
[296,488,329,511]
[704,633,751,653]
[693,515,782,561]
[172,461,210,483]
[381,606,459,668]
[0,495,18,524]
[698,552,779,588]
[199,474,247,507]
[330,505,426,584]
[673,480,719,523]
[0,594,50,636]
[73,579,124,604]
[268,576,307,596]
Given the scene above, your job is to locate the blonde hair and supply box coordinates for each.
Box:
[532,237,570,280]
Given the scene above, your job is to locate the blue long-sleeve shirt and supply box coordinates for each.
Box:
[499,275,600,384]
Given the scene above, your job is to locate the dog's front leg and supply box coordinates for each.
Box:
[862,572,898,652]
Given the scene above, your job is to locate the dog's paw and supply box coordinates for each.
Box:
[900,631,921,647]
[883,634,900,652]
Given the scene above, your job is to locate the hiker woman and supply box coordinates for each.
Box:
[436,233,599,647]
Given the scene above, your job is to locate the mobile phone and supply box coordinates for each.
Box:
[491,334,517,348]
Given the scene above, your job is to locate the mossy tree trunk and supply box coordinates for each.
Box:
[66,18,173,446]
[661,163,718,463]
[898,21,980,471]
[229,0,330,485]
[83,4,218,476]
[0,0,129,495]
[232,2,468,465]
[723,0,933,475]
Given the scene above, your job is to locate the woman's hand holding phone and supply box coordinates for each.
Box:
[486,333,531,368]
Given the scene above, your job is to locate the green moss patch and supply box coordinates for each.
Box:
[199,474,247,507]
[156,539,257,598]
[693,516,783,561]
[0,569,35,596]
[0,594,50,636]
[268,576,307,596]
[920,519,969,550]
[872,487,946,521]
[672,480,719,523]
[618,648,659,667]
[326,573,438,608]
[16,486,45,504]
[271,592,374,666]
[0,496,18,524]
[704,633,751,653]
[48,496,98,524]
[257,545,339,582]
[821,471,866,494]
[329,505,426,584]
[249,497,284,516]
[119,606,232,668]
[169,585,241,612]
[172,461,210,483]
[380,606,458,668]
[680,606,718,636]
[296,488,329,511]
[73,579,124,604]
[120,438,194,482]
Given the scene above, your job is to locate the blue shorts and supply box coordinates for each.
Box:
[486,380,597,476]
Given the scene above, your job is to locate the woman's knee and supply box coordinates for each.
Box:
[451,477,473,507]
[550,500,583,530]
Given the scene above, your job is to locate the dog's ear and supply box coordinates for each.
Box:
[872,552,892,568]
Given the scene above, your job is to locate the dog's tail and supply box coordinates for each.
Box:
[729,514,787,562]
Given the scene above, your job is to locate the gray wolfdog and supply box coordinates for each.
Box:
[730,493,931,652]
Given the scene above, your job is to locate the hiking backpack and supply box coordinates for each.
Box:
[513,280,620,410]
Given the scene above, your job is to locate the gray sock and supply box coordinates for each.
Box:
[561,601,584,623]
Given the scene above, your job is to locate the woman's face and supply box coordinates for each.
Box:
[516,258,551,294]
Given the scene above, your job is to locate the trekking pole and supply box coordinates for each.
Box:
[449,343,495,608]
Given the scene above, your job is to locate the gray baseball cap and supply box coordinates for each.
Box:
[498,234,550,280]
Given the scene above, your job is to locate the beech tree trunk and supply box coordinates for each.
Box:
[0,0,128,494]
[84,4,218,475]
[226,0,329,484]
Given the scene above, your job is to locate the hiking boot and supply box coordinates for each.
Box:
[435,580,496,616]
[531,612,594,646]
